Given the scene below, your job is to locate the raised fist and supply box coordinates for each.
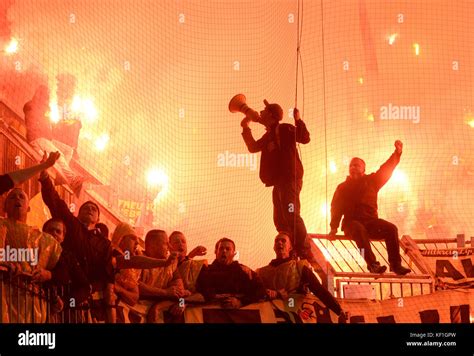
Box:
[394,140,403,154]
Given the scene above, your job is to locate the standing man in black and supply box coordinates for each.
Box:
[241,100,314,261]
[329,140,411,275]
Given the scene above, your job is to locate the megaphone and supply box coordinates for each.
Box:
[228,94,260,122]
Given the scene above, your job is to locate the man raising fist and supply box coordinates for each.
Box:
[329,140,411,275]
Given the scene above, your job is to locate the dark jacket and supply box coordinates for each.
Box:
[51,248,91,304]
[242,120,310,186]
[330,151,401,230]
[196,260,265,306]
[40,175,114,289]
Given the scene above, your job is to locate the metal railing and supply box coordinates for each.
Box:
[308,233,435,300]
[336,276,434,300]
[0,266,91,323]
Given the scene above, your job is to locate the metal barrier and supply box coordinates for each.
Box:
[414,235,472,250]
[308,233,435,300]
[0,266,90,323]
[335,275,434,300]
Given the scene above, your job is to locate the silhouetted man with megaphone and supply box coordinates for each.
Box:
[233,96,314,262]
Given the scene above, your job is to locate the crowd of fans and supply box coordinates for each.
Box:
[0,153,344,323]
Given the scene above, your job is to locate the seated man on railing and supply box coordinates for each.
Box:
[329,140,411,275]
[0,187,62,323]
[195,238,265,309]
[256,232,344,319]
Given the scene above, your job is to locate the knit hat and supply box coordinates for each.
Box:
[111,222,137,248]
[79,200,100,218]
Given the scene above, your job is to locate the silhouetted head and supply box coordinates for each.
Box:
[259,99,283,128]
[145,229,169,259]
[273,232,292,259]
[214,237,236,265]
[43,218,66,244]
[349,157,366,179]
[169,231,187,259]
[4,188,30,223]
[77,201,100,228]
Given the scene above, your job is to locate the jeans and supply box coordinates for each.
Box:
[272,178,311,256]
[343,218,402,267]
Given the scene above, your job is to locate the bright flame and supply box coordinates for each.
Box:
[71,95,82,112]
[146,168,169,200]
[70,95,98,122]
[391,169,409,188]
[468,120,474,128]
[413,43,420,56]
[367,113,375,122]
[49,101,60,123]
[388,33,398,45]
[82,98,98,121]
[147,168,169,186]
[5,38,18,54]
[329,160,337,174]
[94,133,110,151]
[358,77,364,84]
[80,129,94,140]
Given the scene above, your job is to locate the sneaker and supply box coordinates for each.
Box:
[390,265,411,275]
[367,262,387,274]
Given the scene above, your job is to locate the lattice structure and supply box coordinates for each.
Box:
[309,233,434,300]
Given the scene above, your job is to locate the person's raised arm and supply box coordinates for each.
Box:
[116,253,177,270]
[374,140,403,189]
[294,108,310,144]
[38,153,76,228]
[241,118,266,153]
[187,245,207,259]
[1,152,60,195]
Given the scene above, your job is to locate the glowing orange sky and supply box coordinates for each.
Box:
[1,0,473,268]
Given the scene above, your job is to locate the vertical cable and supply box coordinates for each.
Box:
[319,0,332,281]
[295,0,300,108]
[320,0,328,233]
[292,0,302,253]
